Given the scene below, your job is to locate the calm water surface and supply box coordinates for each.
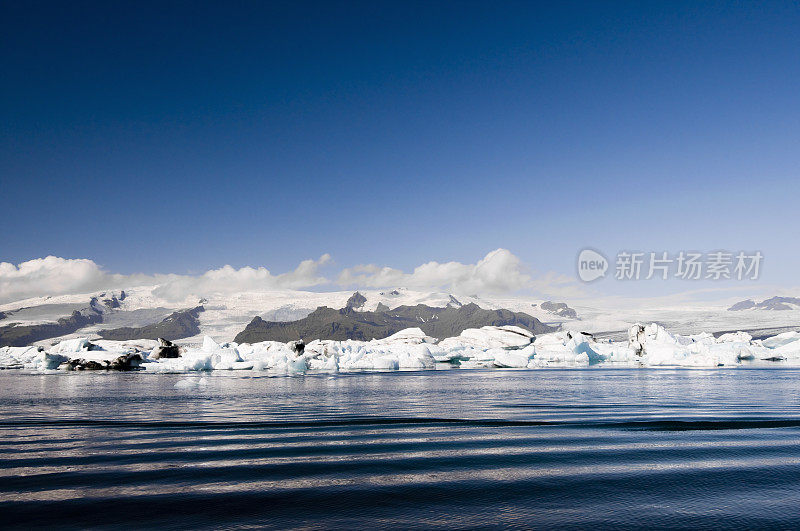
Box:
[2,368,800,529]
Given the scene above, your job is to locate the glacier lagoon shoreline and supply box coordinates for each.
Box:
[3,321,800,374]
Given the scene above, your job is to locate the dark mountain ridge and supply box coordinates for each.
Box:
[98,306,205,341]
[0,308,103,347]
[729,296,800,311]
[234,301,556,343]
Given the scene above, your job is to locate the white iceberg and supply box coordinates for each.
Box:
[3,321,800,373]
[439,325,534,351]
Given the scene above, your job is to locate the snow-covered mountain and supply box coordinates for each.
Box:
[2,284,800,347]
[728,297,800,311]
[0,286,573,347]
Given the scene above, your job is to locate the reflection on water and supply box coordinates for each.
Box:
[2,369,800,528]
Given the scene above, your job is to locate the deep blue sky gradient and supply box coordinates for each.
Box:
[2,1,799,291]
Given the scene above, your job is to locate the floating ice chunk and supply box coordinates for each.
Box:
[439,326,533,351]
[761,332,800,349]
[617,323,755,367]
[371,327,436,346]
[0,346,68,371]
[432,350,460,362]
[529,348,591,367]
[307,354,338,371]
[202,336,220,351]
[94,339,158,353]
[0,346,43,369]
[493,345,536,368]
[592,342,637,364]
[717,331,753,343]
[236,341,311,372]
[330,342,435,371]
[287,356,307,372]
[146,351,213,372]
[396,344,435,369]
[303,339,330,357]
[371,356,399,370]
[210,348,243,369]
[6,319,800,373]
[526,331,605,367]
[50,338,93,353]
[39,352,69,370]
[571,336,603,364]
[771,340,800,360]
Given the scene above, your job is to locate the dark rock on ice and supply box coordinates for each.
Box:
[151,338,181,359]
[62,352,144,371]
[288,340,305,355]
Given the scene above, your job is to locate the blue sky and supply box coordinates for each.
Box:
[1,1,799,297]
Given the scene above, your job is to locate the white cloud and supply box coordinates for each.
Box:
[0,257,110,304]
[336,248,583,297]
[0,250,584,305]
[150,254,332,301]
[0,254,332,305]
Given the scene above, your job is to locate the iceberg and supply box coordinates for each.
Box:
[493,345,536,368]
[2,323,800,373]
[439,325,534,351]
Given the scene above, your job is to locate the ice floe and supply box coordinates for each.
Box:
[3,323,800,373]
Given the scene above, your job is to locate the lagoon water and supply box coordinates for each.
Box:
[3,368,800,529]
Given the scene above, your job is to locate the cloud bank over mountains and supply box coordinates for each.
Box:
[0,250,572,304]
[337,249,536,294]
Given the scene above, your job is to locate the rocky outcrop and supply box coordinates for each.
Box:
[90,292,126,312]
[539,301,578,319]
[101,294,121,309]
[345,292,367,310]
[234,302,556,343]
[98,306,204,341]
[447,295,463,308]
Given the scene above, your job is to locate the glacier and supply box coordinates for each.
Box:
[2,322,800,373]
